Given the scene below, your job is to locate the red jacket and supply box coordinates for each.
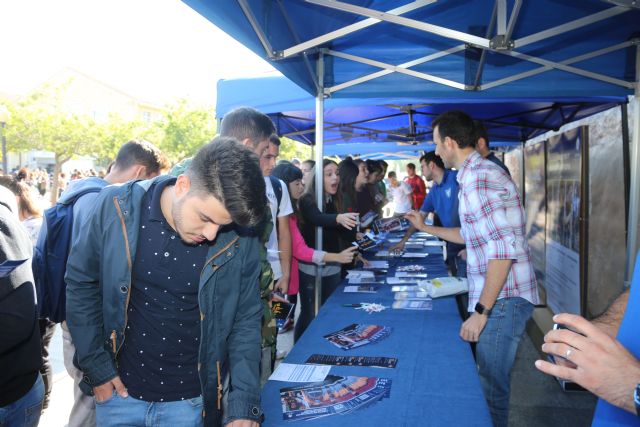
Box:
[405,175,426,209]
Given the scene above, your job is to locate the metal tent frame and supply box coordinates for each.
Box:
[188,0,640,286]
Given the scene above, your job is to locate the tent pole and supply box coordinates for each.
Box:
[625,43,640,285]
[314,52,325,316]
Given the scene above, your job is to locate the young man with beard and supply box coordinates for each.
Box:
[405,111,538,427]
[65,138,267,427]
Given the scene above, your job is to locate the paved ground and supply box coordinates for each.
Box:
[38,319,594,427]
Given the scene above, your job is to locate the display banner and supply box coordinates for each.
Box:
[504,148,523,197]
[524,142,546,291]
[545,127,587,315]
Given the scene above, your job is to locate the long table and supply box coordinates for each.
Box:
[261,235,492,426]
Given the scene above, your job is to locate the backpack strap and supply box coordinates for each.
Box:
[58,186,103,206]
[269,176,283,214]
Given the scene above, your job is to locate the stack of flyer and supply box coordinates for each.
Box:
[280,375,392,421]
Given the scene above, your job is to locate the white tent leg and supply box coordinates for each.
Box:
[625,43,640,285]
[625,94,640,285]
[314,53,325,316]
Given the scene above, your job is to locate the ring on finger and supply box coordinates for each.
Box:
[565,347,573,360]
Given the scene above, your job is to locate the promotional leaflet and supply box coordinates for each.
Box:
[323,324,392,350]
[392,300,433,310]
[305,354,397,369]
[280,376,392,421]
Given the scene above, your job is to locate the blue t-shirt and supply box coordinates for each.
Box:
[419,169,461,228]
[592,252,640,426]
[118,178,209,402]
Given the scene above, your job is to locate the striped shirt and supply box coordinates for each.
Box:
[457,151,538,311]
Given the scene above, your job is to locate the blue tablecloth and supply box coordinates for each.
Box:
[261,237,492,426]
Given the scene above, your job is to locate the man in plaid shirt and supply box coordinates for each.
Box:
[406,111,538,427]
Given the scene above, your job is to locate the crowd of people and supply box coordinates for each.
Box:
[0,107,638,427]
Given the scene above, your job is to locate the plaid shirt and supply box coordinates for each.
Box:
[457,151,538,311]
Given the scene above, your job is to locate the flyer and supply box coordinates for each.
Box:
[305,354,398,369]
[344,285,379,293]
[270,363,331,383]
[372,217,410,234]
[392,300,433,310]
[323,324,392,350]
[280,375,392,421]
[363,260,389,269]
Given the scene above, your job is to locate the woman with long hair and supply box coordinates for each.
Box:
[338,158,371,215]
[0,177,43,245]
[294,159,359,341]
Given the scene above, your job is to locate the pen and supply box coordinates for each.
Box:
[342,304,363,308]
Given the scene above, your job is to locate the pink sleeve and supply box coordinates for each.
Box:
[290,216,315,263]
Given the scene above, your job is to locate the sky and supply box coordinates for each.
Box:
[0,0,279,106]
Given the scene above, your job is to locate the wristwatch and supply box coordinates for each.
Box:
[634,383,640,417]
[474,302,492,316]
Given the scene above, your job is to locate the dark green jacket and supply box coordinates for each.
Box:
[65,176,263,426]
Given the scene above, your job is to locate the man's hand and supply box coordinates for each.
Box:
[535,313,640,414]
[93,376,128,402]
[225,420,260,427]
[388,241,406,253]
[274,276,289,295]
[404,211,424,231]
[458,249,467,261]
[356,254,371,267]
[460,312,488,342]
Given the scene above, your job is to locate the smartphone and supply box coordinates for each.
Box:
[553,323,585,336]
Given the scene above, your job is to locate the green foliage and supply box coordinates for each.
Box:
[278,136,312,163]
[157,99,217,164]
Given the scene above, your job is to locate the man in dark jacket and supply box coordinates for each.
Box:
[65,138,267,427]
[0,186,44,427]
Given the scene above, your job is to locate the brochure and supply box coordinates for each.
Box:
[280,375,392,421]
[305,354,397,369]
[372,217,410,234]
[323,324,392,350]
[344,285,379,293]
[270,363,331,383]
[392,300,433,310]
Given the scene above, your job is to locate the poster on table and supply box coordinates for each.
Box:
[545,127,587,315]
[524,141,546,291]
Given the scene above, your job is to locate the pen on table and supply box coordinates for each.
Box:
[342,303,363,307]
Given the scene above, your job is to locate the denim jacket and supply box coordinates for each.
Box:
[65,176,263,426]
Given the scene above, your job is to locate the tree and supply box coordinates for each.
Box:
[4,88,102,203]
[95,115,162,168]
[278,136,312,163]
[157,99,216,164]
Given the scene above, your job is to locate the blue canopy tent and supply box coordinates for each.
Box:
[190,0,640,287]
[216,75,625,158]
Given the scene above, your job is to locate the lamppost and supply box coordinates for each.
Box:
[0,105,9,175]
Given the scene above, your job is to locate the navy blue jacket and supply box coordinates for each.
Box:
[65,176,263,426]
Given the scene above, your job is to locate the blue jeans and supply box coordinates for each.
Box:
[0,373,44,427]
[95,393,204,427]
[476,297,533,427]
